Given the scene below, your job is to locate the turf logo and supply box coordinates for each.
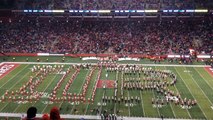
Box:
[0,64,19,79]
[97,80,115,88]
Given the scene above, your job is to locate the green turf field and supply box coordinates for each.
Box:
[0,61,213,119]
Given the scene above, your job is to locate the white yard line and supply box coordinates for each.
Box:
[152,66,162,117]
[167,94,176,117]
[194,68,213,94]
[169,98,176,118]
[152,92,160,117]
[113,71,118,115]
[7,71,31,92]
[11,66,43,113]
[170,68,192,118]
[173,87,191,119]
[0,66,29,91]
[122,71,131,117]
[139,91,145,117]
[0,67,31,112]
[70,69,90,114]
[138,71,145,117]
[95,68,104,115]
[175,67,207,119]
[184,67,213,105]
[127,91,131,117]
[172,85,191,119]
[55,68,73,112]
[163,66,191,119]
[2,62,210,68]
[16,69,60,113]
[41,72,64,113]
[84,68,98,115]
[99,89,106,116]
[0,65,27,88]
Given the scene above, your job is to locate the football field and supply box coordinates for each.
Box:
[0,62,213,120]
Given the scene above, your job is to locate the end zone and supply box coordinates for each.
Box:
[0,63,19,79]
[204,67,213,77]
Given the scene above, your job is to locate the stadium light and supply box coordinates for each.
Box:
[163,10,168,12]
[44,10,52,12]
[172,10,185,13]
[52,10,64,13]
[33,10,38,12]
[115,10,120,13]
[98,10,111,13]
[174,10,179,13]
[195,9,208,13]
[90,10,98,13]
[38,10,43,12]
[136,10,145,13]
[186,10,195,12]
[69,10,74,12]
[144,10,158,13]
[179,10,185,12]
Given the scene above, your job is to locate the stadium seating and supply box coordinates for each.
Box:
[0,20,212,55]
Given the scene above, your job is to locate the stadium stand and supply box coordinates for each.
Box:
[0,19,212,56]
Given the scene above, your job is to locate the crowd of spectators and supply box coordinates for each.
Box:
[0,19,212,55]
[13,0,213,10]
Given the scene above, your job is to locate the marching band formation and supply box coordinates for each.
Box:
[100,61,197,109]
[0,62,197,110]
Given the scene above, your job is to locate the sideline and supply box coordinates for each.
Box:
[0,113,193,120]
[1,62,211,67]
